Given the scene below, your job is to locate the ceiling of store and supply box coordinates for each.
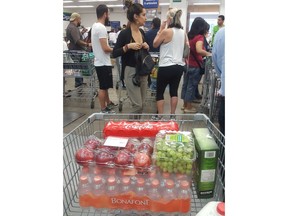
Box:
[63,0,221,12]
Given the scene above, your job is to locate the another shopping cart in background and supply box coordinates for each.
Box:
[63,50,98,109]
[116,52,159,113]
[63,113,225,216]
[199,56,221,123]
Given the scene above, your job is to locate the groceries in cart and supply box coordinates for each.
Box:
[103,120,179,138]
[78,165,192,214]
[192,128,219,199]
[153,130,196,175]
[74,135,155,172]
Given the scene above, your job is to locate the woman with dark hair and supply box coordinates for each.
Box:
[113,0,149,115]
[180,17,212,113]
[152,8,187,119]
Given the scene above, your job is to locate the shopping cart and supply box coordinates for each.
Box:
[116,52,159,113]
[63,50,98,109]
[63,113,225,216]
[199,56,221,123]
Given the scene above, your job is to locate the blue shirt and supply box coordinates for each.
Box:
[212,28,225,96]
[145,28,160,52]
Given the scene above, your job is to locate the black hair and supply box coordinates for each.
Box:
[124,0,144,23]
[96,4,108,19]
[218,15,225,21]
[187,17,208,39]
[152,17,161,29]
[206,23,210,33]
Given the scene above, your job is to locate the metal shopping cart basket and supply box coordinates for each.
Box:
[63,50,98,109]
[63,113,225,216]
[199,56,221,123]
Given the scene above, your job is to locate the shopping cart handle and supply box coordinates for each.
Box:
[88,113,105,123]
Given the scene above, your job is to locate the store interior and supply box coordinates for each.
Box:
[63,0,225,133]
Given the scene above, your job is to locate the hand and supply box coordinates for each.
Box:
[207,52,212,57]
[129,42,142,50]
[160,20,167,31]
[142,42,149,50]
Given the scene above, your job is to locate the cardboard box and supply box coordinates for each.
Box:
[192,128,219,199]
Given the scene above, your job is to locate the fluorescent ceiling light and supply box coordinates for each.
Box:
[193,3,220,6]
[159,3,170,6]
[79,0,117,2]
[190,12,219,15]
[107,4,124,7]
[63,5,94,8]
[63,1,73,3]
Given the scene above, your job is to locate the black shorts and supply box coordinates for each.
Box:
[95,66,113,90]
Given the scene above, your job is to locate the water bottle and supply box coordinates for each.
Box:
[162,179,176,215]
[178,180,191,215]
[148,179,162,215]
[120,176,133,215]
[160,172,171,188]
[107,176,119,213]
[146,170,158,187]
[196,201,225,216]
[92,175,105,208]
[80,166,91,182]
[175,173,189,188]
[135,177,148,212]
[78,174,92,208]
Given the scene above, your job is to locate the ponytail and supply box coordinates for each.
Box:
[167,8,183,29]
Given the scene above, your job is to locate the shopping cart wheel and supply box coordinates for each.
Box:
[119,103,123,112]
[91,101,95,109]
[116,82,119,90]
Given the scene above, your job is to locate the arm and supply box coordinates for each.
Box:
[71,27,89,47]
[112,30,128,58]
[153,20,167,48]
[196,40,211,57]
[99,38,113,53]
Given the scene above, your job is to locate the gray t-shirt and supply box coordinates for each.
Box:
[66,22,85,50]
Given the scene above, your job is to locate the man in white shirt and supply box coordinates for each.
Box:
[92,4,117,113]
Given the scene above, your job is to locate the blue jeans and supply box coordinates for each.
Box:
[181,67,202,102]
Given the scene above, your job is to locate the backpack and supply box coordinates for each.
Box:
[135,48,155,76]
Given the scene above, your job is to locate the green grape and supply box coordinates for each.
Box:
[163,168,168,172]
[186,170,191,175]
[173,167,178,173]
[187,163,192,170]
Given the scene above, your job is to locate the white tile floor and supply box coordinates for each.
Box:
[63,66,203,134]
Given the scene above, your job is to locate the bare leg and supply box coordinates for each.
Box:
[157,100,165,114]
[170,96,178,114]
[98,89,107,110]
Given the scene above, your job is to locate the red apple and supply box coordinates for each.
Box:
[84,137,102,150]
[114,150,132,166]
[95,150,114,165]
[133,152,151,168]
[125,142,138,153]
[75,147,94,166]
[138,142,154,155]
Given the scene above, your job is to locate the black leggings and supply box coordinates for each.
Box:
[156,65,184,101]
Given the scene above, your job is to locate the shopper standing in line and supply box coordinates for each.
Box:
[113,0,149,115]
[66,12,91,88]
[145,17,161,52]
[181,17,212,113]
[212,27,225,135]
[211,15,225,45]
[92,4,118,113]
[153,8,186,118]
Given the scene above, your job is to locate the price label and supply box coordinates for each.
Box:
[103,136,129,148]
